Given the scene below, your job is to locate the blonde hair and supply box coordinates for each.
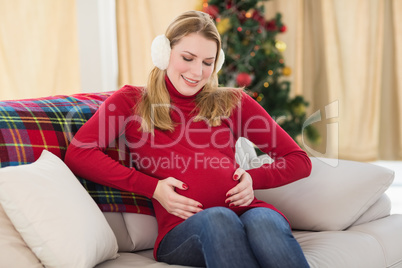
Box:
[136,10,242,132]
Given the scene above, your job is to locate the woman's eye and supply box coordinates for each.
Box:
[203,62,213,66]
[183,57,192,62]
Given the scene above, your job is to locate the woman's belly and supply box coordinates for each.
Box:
[175,165,239,208]
[134,148,239,208]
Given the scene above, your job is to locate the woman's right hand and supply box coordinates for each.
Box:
[153,177,203,220]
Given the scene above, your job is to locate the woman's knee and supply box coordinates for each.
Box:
[200,207,240,225]
[241,208,291,234]
[192,207,244,235]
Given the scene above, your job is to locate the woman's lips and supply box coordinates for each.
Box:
[181,75,199,86]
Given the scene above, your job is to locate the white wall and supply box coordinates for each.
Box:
[75,0,118,92]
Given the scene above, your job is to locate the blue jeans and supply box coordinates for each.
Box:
[157,207,310,268]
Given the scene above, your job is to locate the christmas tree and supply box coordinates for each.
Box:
[202,0,320,145]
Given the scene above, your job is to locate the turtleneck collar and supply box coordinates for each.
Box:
[165,75,203,103]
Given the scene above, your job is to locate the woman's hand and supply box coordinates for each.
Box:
[153,177,203,220]
[225,168,254,207]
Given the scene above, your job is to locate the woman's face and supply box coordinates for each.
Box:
[166,33,217,96]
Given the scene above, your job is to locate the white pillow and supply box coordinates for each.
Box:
[0,204,43,268]
[254,157,394,231]
[0,150,118,268]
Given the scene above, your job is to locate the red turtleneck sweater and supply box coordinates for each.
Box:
[65,77,312,259]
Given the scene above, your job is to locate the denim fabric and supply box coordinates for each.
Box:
[157,207,309,268]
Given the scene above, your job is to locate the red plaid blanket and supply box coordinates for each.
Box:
[0,92,154,215]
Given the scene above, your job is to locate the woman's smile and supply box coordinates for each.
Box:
[181,75,200,86]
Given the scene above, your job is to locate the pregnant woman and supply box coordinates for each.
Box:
[65,10,311,268]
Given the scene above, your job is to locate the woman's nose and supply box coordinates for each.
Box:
[190,61,203,77]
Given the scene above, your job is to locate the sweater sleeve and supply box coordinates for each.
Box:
[233,92,312,190]
[64,86,159,198]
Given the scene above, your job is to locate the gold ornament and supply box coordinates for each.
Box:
[293,103,306,117]
[262,41,272,55]
[246,9,253,18]
[282,66,292,76]
[217,18,231,35]
[275,40,287,52]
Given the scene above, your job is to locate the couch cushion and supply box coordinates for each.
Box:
[254,157,394,231]
[104,212,158,252]
[95,252,193,268]
[294,229,387,267]
[0,93,154,215]
[103,212,135,252]
[294,215,402,268]
[0,150,118,268]
[0,204,42,268]
[352,193,391,226]
[348,214,402,268]
[123,213,158,251]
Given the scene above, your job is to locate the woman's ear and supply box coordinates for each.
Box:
[215,49,225,73]
[151,34,171,70]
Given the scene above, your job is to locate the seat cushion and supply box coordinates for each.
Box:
[295,215,402,268]
[347,214,402,268]
[294,230,386,268]
[95,252,192,268]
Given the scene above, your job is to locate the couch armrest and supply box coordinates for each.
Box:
[254,157,394,231]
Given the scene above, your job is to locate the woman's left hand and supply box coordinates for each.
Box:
[225,168,254,207]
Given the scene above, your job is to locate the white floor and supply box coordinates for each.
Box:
[371,161,402,214]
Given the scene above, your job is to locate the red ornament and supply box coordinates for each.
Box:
[252,10,261,20]
[226,0,233,9]
[203,5,219,19]
[265,20,277,31]
[252,10,265,26]
[280,25,287,33]
[238,10,247,23]
[236,72,252,87]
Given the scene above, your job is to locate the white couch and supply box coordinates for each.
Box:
[1,92,402,268]
[2,144,401,268]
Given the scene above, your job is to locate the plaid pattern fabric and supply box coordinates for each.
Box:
[0,92,154,216]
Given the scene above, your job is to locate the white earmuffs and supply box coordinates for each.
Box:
[216,49,225,73]
[151,34,225,72]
